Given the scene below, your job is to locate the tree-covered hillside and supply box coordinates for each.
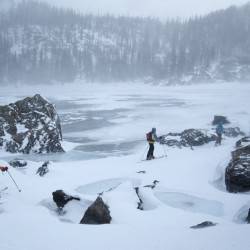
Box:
[0,1,250,83]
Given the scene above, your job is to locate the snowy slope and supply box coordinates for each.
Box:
[0,82,250,250]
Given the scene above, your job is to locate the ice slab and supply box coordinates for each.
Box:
[76,178,141,195]
[155,191,224,217]
[75,141,140,154]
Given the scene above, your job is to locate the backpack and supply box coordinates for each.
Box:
[146,132,153,141]
[216,124,223,134]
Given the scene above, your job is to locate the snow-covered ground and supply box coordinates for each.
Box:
[0,82,250,250]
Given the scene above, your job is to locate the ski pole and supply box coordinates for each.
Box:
[7,170,21,192]
[161,144,167,157]
[139,145,149,161]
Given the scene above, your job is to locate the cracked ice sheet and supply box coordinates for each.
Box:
[1,82,250,159]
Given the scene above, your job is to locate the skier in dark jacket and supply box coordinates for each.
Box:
[146,128,159,160]
[215,122,224,145]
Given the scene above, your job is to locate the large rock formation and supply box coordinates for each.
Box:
[225,137,250,193]
[80,197,111,225]
[159,129,216,148]
[0,94,64,154]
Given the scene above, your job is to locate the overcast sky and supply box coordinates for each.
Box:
[39,0,248,19]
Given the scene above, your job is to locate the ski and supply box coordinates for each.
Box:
[137,155,166,163]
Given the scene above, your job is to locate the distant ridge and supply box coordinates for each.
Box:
[0,1,250,84]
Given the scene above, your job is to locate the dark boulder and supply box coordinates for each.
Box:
[190,221,217,229]
[159,129,216,148]
[80,197,111,224]
[212,115,230,125]
[52,190,80,209]
[36,161,50,177]
[225,137,250,193]
[9,159,27,168]
[246,209,250,223]
[0,94,64,154]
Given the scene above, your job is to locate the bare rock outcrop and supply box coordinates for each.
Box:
[0,94,63,154]
[80,197,111,225]
[225,137,250,193]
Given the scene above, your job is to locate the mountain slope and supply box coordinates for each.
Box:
[0,1,250,84]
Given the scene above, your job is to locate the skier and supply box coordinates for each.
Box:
[0,166,8,172]
[146,128,159,160]
[215,122,224,145]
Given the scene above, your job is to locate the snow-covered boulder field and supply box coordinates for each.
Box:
[159,129,216,148]
[226,137,250,192]
[159,127,244,148]
[0,94,64,154]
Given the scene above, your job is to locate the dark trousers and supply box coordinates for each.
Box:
[147,143,154,159]
[216,133,222,145]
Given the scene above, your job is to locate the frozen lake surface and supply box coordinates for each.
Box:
[1,82,249,162]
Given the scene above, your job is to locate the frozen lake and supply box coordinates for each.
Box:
[0,82,250,162]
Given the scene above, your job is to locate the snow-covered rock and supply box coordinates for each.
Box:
[36,161,50,177]
[52,190,80,210]
[159,129,216,148]
[80,197,111,225]
[160,127,244,149]
[225,137,250,193]
[0,94,64,154]
[223,127,245,138]
[9,159,27,168]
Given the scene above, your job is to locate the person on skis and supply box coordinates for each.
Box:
[146,128,159,160]
[215,122,224,145]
